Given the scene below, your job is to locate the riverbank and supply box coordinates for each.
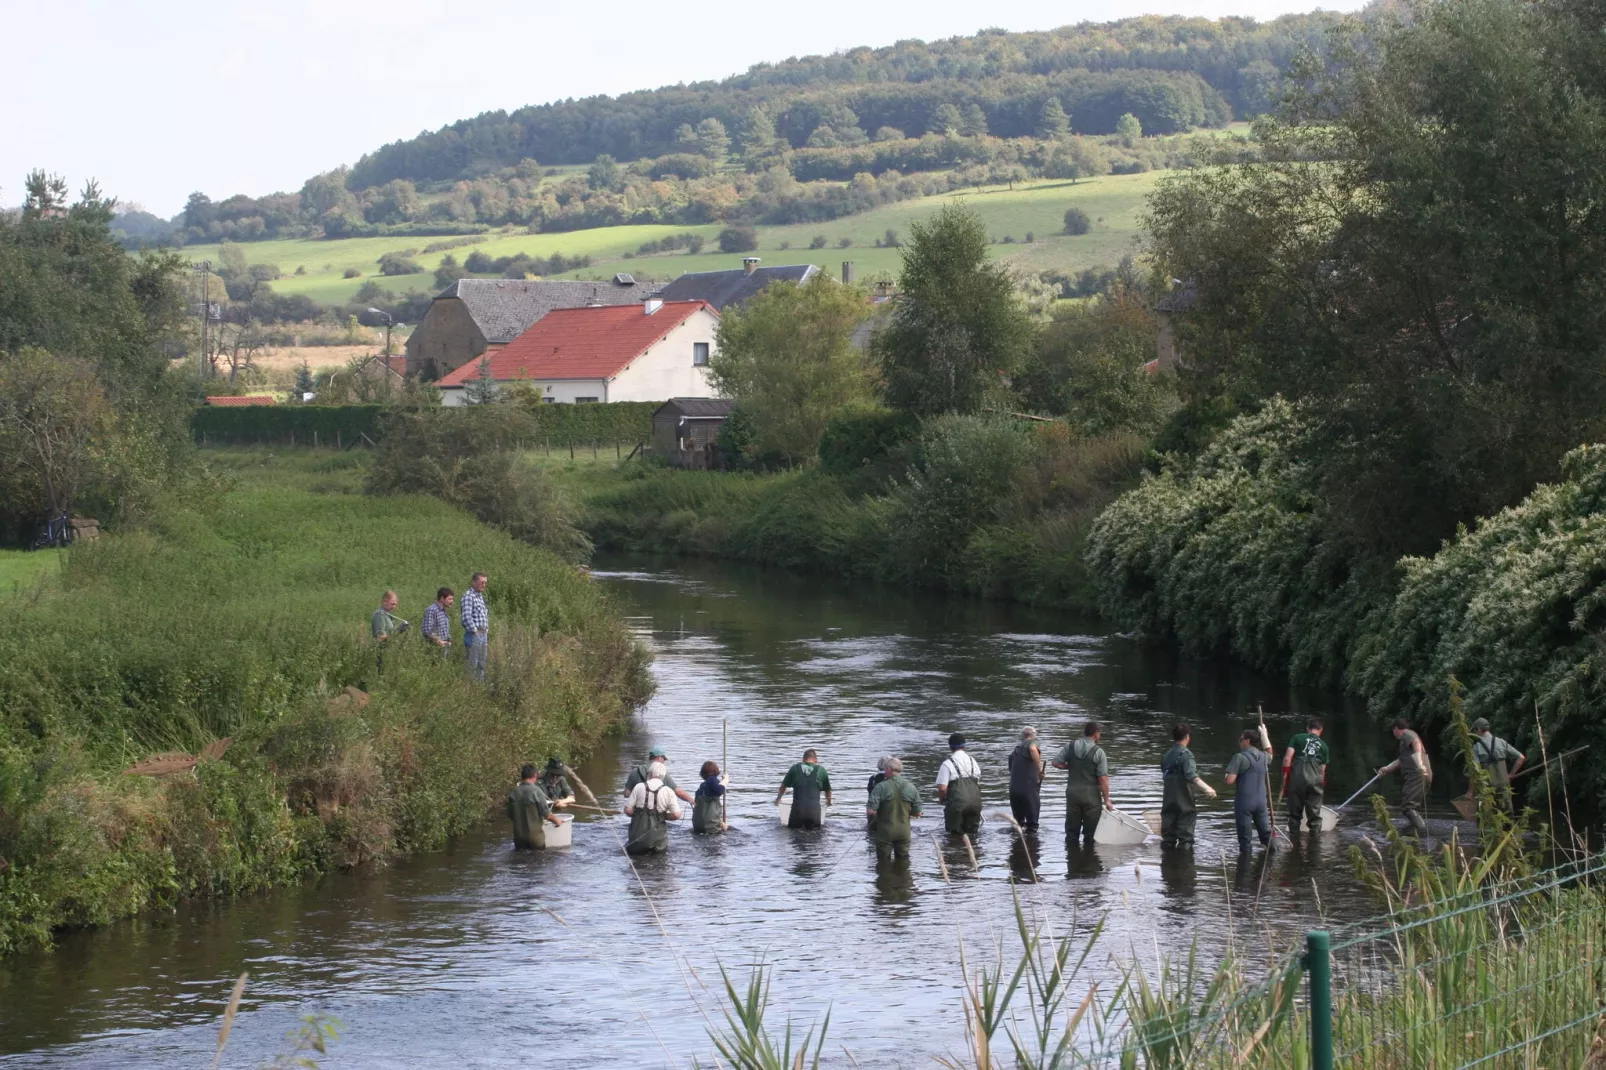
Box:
[0,449,651,956]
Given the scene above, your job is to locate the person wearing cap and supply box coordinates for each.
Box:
[624,747,694,804]
[936,733,983,836]
[1470,718,1525,814]
[1007,727,1045,832]
[1052,721,1111,847]
[538,758,575,810]
[507,763,564,849]
[775,749,833,829]
[867,757,923,862]
[624,760,682,854]
[867,755,893,829]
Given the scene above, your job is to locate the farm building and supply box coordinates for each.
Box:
[436,299,722,406]
[654,259,818,310]
[652,398,735,468]
[404,276,645,381]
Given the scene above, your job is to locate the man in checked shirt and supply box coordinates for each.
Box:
[422,587,454,657]
[460,571,490,680]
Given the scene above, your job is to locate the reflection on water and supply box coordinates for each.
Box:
[0,556,1429,1067]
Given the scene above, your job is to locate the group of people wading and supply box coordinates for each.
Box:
[504,713,1532,857]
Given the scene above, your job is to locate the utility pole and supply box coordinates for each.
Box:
[197,261,212,379]
[368,306,395,359]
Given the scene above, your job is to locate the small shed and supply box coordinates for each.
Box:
[652,398,735,468]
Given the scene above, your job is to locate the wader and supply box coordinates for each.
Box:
[943,753,983,836]
[1160,746,1197,848]
[1287,763,1324,832]
[1399,731,1429,836]
[1007,742,1042,831]
[692,789,722,833]
[787,764,826,829]
[872,776,917,862]
[627,781,670,855]
[1475,736,1515,813]
[506,782,552,850]
[1231,750,1272,854]
[1063,738,1105,847]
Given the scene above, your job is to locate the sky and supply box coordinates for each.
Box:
[0,0,1358,217]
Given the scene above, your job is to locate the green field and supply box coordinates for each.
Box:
[0,549,58,595]
[177,169,1167,306]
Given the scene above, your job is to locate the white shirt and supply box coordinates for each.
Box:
[627,778,682,818]
[935,750,981,788]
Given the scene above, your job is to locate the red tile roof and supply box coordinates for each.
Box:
[206,395,277,406]
[436,301,716,387]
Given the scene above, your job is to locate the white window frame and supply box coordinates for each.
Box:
[693,342,710,366]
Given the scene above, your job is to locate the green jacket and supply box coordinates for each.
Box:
[371,608,402,640]
[1161,744,1200,814]
[506,780,552,849]
[868,775,922,844]
[1057,738,1109,805]
[1286,732,1330,791]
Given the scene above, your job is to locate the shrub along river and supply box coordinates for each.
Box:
[0,557,1455,1067]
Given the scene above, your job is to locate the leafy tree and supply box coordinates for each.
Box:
[586,153,619,190]
[929,103,964,136]
[1037,97,1070,140]
[960,103,989,137]
[708,273,871,463]
[363,179,420,224]
[0,348,116,524]
[462,356,499,405]
[873,203,1035,415]
[1063,207,1091,235]
[1114,112,1142,145]
[673,123,699,152]
[695,118,730,164]
[434,253,466,290]
[717,226,758,253]
[1016,287,1173,434]
[872,126,905,142]
[377,252,423,276]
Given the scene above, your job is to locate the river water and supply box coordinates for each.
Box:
[0,557,1435,1067]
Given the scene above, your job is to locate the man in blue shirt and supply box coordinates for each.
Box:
[422,587,454,657]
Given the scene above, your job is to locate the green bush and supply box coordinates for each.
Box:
[1063,207,1091,235]
[817,406,920,476]
[718,226,759,253]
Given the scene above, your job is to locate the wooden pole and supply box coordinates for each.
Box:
[722,718,729,828]
[1258,705,1290,846]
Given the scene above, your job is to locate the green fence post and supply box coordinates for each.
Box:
[1307,930,1333,1070]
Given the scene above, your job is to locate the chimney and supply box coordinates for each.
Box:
[841,261,856,284]
[742,257,761,275]
[644,298,664,315]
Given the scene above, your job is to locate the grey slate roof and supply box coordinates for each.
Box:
[655,398,735,419]
[656,264,819,311]
[437,278,645,344]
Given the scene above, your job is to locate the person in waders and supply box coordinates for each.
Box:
[624,746,693,805]
[867,755,893,829]
[775,749,832,829]
[1052,721,1111,847]
[1378,718,1430,837]
[867,757,923,862]
[538,758,575,810]
[507,764,564,849]
[1224,728,1275,854]
[1007,727,1045,832]
[1160,723,1217,849]
[692,760,728,833]
[1470,718,1526,814]
[1280,717,1329,833]
[624,760,681,854]
[936,733,983,836]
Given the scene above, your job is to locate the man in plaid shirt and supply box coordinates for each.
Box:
[422,587,454,656]
[461,571,489,680]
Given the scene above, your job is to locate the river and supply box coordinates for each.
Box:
[0,556,1432,1067]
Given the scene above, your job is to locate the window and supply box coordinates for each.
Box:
[541,396,557,404]
[693,342,710,366]
[574,397,599,404]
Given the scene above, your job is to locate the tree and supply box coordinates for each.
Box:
[587,153,620,190]
[872,126,906,142]
[960,103,989,137]
[673,123,699,152]
[718,226,758,253]
[1015,287,1173,433]
[929,103,964,136]
[462,356,499,405]
[294,360,315,397]
[1063,207,1091,235]
[434,253,466,290]
[1036,97,1070,140]
[708,274,871,463]
[1114,112,1142,146]
[377,252,423,276]
[0,348,115,525]
[695,118,730,164]
[872,203,1035,415]
[736,108,779,163]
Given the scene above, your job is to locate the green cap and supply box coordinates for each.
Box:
[1471,718,1491,733]
[648,746,667,759]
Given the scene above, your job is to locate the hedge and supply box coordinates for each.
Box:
[193,402,658,448]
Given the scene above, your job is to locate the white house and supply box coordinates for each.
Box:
[436,299,722,405]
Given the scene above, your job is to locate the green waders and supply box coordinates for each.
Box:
[786,764,826,829]
[1287,764,1324,832]
[506,782,552,850]
[872,776,918,862]
[1160,745,1198,848]
[691,790,722,834]
[627,782,670,855]
[1063,739,1107,847]
[944,769,983,836]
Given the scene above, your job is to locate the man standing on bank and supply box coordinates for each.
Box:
[775,749,833,829]
[1378,717,1431,837]
[1281,717,1330,832]
[867,757,923,862]
[1160,723,1217,848]
[1471,718,1526,814]
[625,760,681,854]
[461,571,490,681]
[936,733,983,837]
[1225,727,1276,854]
[507,763,564,849]
[371,589,406,672]
[1007,727,1045,832]
[423,586,454,657]
[1052,721,1112,847]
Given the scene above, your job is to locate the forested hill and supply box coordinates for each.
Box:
[350,13,1343,188]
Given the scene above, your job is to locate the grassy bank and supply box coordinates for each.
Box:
[0,449,651,956]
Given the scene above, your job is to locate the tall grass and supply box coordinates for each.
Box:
[0,448,651,955]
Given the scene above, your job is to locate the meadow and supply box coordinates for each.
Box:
[0,448,651,955]
[176,170,1165,306]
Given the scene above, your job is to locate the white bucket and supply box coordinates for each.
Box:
[1094,808,1152,845]
[776,800,789,826]
[544,813,574,849]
